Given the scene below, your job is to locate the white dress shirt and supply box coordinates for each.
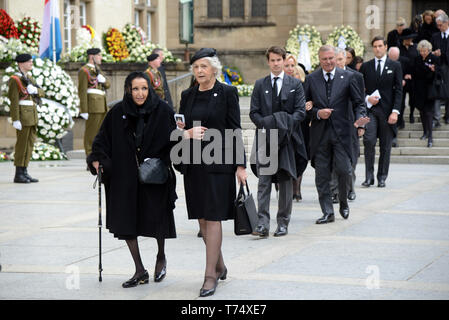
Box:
[375,55,387,75]
[270,71,284,96]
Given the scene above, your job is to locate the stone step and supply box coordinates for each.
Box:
[360,155,449,165]
[66,149,86,160]
[360,146,449,156]
[398,130,449,139]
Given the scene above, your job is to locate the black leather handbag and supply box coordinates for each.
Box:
[234,183,258,235]
[137,157,168,184]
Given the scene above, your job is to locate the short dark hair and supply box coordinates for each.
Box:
[371,36,387,46]
[266,46,286,60]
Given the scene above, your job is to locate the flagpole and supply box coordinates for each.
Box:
[52,0,56,63]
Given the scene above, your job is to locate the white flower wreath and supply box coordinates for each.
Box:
[325,25,365,57]
[286,24,323,71]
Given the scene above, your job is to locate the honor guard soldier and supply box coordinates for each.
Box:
[78,48,110,156]
[145,53,165,100]
[8,53,44,183]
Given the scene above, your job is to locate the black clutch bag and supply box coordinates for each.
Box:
[137,157,168,184]
[234,183,258,235]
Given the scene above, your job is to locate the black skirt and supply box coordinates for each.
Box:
[184,164,236,221]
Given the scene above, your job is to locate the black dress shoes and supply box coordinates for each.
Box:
[348,191,356,201]
[378,180,386,188]
[217,267,227,281]
[316,213,335,224]
[293,193,302,202]
[339,204,350,219]
[361,179,374,187]
[427,139,433,148]
[273,226,288,237]
[154,258,167,282]
[23,167,38,183]
[122,270,149,288]
[409,115,415,124]
[252,225,269,238]
[14,167,30,183]
[420,133,428,140]
[199,276,218,297]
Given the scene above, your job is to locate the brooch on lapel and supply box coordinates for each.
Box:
[122,115,126,119]
[385,66,389,70]
[265,90,269,94]
[213,93,218,97]
[341,75,344,79]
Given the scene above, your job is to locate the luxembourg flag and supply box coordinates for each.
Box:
[39,0,62,62]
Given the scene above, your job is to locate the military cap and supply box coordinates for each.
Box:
[147,53,160,62]
[86,48,101,55]
[15,53,32,63]
[190,48,217,65]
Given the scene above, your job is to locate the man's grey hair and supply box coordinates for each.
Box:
[189,56,223,79]
[388,47,400,55]
[436,13,449,23]
[318,45,337,55]
[335,47,347,58]
[417,39,433,51]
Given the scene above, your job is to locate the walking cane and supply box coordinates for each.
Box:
[97,165,103,282]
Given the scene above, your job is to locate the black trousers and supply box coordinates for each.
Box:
[363,107,394,182]
[420,102,435,139]
[314,125,352,215]
[398,85,414,126]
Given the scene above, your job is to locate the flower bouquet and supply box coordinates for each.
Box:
[0,151,10,162]
[31,142,67,161]
[122,23,146,53]
[326,25,364,57]
[36,98,73,144]
[0,37,35,62]
[222,66,243,86]
[16,16,41,53]
[0,9,19,39]
[127,42,181,63]
[286,24,323,71]
[104,28,129,61]
[236,84,254,97]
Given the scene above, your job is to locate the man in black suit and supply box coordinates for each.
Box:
[250,46,307,237]
[304,45,368,224]
[431,14,449,125]
[360,36,403,188]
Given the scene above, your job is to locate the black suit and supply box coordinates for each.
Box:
[431,32,449,122]
[249,73,306,230]
[305,67,366,216]
[359,57,402,183]
[158,64,174,110]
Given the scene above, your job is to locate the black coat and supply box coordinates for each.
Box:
[305,68,366,167]
[87,92,177,239]
[359,58,403,136]
[431,32,449,65]
[175,80,246,174]
[249,74,307,179]
[413,53,439,110]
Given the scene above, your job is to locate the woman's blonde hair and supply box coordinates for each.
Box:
[293,65,305,82]
[285,54,298,65]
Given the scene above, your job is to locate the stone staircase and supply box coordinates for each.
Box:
[238,97,449,164]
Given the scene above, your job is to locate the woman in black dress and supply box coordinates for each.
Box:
[176,48,247,297]
[87,71,177,288]
[414,40,440,147]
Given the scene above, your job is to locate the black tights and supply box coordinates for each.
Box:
[420,108,434,140]
[198,219,226,290]
[125,237,166,278]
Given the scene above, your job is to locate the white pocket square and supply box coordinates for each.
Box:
[290,89,295,92]
[387,70,393,74]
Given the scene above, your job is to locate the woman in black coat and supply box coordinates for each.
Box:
[413,40,440,147]
[87,71,177,287]
[175,48,247,297]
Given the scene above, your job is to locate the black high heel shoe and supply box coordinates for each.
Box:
[154,258,167,282]
[217,267,227,281]
[122,270,149,288]
[199,276,218,297]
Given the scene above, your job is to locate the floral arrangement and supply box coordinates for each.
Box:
[221,66,243,86]
[59,27,113,63]
[127,42,181,63]
[36,98,73,144]
[0,151,10,162]
[104,28,129,61]
[0,9,19,39]
[16,16,41,53]
[122,24,146,53]
[0,37,35,62]
[326,25,364,57]
[31,142,67,161]
[236,84,254,97]
[1,58,80,121]
[82,24,95,40]
[286,24,323,71]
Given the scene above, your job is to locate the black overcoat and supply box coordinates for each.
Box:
[87,93,177,239]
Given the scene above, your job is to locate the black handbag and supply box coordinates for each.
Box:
[234,183,258,235]
[137,157,168,184]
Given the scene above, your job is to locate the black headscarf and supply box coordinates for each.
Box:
[122,71,159,148]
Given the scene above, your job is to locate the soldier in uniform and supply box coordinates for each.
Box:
[78,48,110,156]
[8,53,45,183]
[151,48,173,109]
[145,53,165,101]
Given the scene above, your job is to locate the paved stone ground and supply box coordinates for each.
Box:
[0,159,448,300]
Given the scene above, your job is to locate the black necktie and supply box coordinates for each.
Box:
[272,77,280,113]
[325,72,332,101]
[377,60,382,78]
